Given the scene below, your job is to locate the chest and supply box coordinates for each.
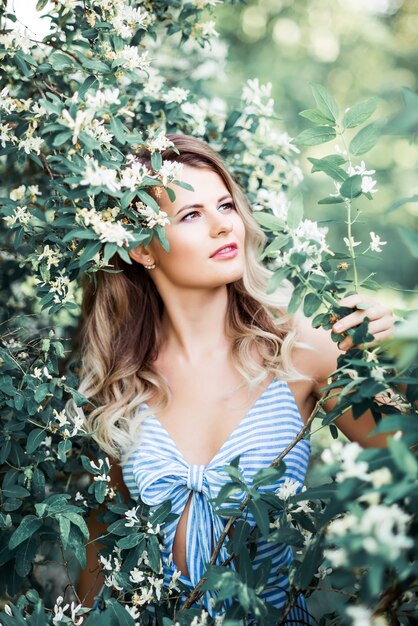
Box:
[146,357,315,467]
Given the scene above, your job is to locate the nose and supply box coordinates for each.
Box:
[209,209,233,237]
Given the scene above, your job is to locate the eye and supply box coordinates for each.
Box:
[218,202,235,212]
[181,210,200,222]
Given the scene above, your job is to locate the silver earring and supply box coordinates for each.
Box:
[144,259,156,270]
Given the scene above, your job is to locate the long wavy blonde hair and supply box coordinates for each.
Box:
[76,134,305,460]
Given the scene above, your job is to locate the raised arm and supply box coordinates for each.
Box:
[293,295,395,447]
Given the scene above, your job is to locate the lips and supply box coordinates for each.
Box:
[210,242,238,257]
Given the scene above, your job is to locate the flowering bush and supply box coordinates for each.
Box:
[0,2,417,625]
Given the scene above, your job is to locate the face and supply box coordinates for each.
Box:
[131,165,246,290]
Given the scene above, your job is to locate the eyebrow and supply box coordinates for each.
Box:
[175,194,232,217]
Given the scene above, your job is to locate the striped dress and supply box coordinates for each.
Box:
[122,377,312,624]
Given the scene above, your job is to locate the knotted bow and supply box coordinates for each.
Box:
[133,454,234,588]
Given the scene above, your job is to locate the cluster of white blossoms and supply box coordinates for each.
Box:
[327,503,413,561]
[347,160,378,195]
[270,218,331,274]
[135,202,170,229]
[242,78,274,117]
[38,271,71,305]
[3,205,31,228]
[76,205,134,247]
[85,0,154,38]
[52,596,84,626]
[276,477,301,500]
[89,457,111,484]
[120,157,150,191]
[9,184,41,202]
[0,24,33,57]
[80,157,120,193]
[50,407,85,438]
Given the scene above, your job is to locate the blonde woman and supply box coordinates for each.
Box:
[77,135,394,624]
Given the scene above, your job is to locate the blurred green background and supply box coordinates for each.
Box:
[210,0,418,301]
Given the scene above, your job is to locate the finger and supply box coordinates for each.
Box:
[332,309,366,333]
[368,316,395,337]
[338,294,370,309]
[367,327,395,345]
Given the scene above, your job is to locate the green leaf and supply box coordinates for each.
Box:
[343,97,378,129]
[137,190,160,213]
[389,436,418,477]
[59,515,71,548]
[79,75,99,100]
[339,174,363,199]
[15,536,39,577]
[147,534,162,572]
[36,0,49,9]
[268,526,305,548]
[151,151,162,171]
[64,511,89,538]
[109,117,127,144]
[311,83,339,122]
[266,268,289,294]
[287,192,303,230]
[224,110,242,131]
[117,533,145,549]
[299,108,335,125]
[308,156,347,182]
[318,195,345,204]
[349,121,381,155]
[253,211,284,231]
[248,500,270,538]
[252,463,285,488]
[386,193,418,214]
[50,52,74,71]
[3,485,30,498]
[298,535,323,588]
[288,285,306,315]
[9,516,42,549]
[27,428,46,454]
[293,126,336,147]
[58,438,72,463]
[303,292,322,317]
[34,383,50,403]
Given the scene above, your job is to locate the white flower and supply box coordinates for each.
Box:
[125,604,140,621]
[346,605,373,626]
[146,132,174,153]
[37,245,61,270]
[4,605,12,616]
[80,158,120,193]
[120,160,150,190]
[129,567,145,584]
[117,46,150,72]
[18,135,44,155]
[369,231,387,253]
[181,101,207,136]
[361,175,378,194]
[3,205,31,227]
[125,506,141,527]
[323,547,347,568]
[343,236,362,249]
[327,513,357,537]
[370,365,387,382]
[97,221,134,247]
[196,20,219,38]
[369,467,392,488]
[164,87,190,104]
[135,202,170,229]
[85,87,120,110]
[10,185,26,201]
[336,442,370,483]
[52,596,70,625]
[157,160,184,186]
[276,477,301,500]
[52,409,70,428]
[347,160,376,177]
[0,122,15,147]
[242,78,274,117]
[100,554,113,571]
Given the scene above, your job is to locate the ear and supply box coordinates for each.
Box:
[128,245,155,267]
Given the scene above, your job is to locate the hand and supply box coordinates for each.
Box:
[331,294,395,352]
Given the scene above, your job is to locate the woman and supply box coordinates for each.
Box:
[77,135,394,623]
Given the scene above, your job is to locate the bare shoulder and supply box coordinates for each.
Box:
[291,313,340,386]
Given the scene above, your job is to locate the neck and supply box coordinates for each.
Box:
[158,286,231,364]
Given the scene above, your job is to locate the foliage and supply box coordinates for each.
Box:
[0,1,417,626]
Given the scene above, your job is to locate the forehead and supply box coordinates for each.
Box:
[157,165,230,214]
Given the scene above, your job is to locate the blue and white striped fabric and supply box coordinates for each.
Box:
[122,377,312,624]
